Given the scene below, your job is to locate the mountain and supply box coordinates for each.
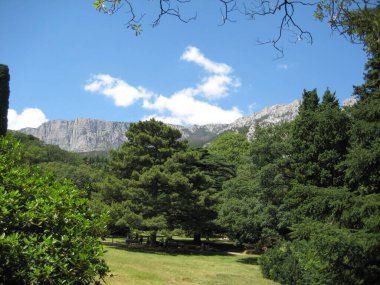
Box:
[20,100,301,152]
[21,118,130,153]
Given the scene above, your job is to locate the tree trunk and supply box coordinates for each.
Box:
[193,232,201,244]
[149,231,157,247]
[0,64,10,137]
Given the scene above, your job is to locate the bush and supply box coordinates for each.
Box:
[0,135,108,284]
[260,242,304,285]
[260,222,380,285]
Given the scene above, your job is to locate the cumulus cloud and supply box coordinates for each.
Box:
[143,89,242,125]
[85,46,243,125]
[197,75,240,99]
[85,74,153,107]
[181,46,232,75]
[180,46,240,100]
[8,108,48,130]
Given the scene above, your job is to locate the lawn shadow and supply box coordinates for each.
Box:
[102,241,243,257]
[236,256,259,265]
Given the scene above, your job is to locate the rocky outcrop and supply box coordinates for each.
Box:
[20,100,301,152]
[21,118,129,152]
[342,96,358,109]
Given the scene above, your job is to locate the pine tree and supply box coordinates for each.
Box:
[110,119,187,179]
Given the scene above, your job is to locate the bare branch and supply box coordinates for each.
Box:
[245,0,315,56]
[152,0,197,27]
[94,0,377,53]
[218,0,238,25]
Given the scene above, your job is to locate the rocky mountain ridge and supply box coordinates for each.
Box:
[20,100,301,152]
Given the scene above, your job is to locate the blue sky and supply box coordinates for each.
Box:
[0,0,367,129]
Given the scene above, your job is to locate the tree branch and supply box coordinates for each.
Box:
[93,0,377,54]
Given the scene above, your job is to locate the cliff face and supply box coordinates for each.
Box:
[20,100,300,152]
[21,118,129,152]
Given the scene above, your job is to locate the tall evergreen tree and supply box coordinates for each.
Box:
[343,6,380,194]
[316,89,350,186]
[292,89,349,187]
[0,64,10,137]
[291,89,321,185]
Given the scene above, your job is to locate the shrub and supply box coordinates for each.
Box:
[260,242,304,285]
[0,135,109,284]
[260,222,380,285]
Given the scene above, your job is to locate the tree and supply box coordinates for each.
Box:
[109,120,232,243]
[110,119,187,179]
[110,119,190,244]
[218,123,292,246]
[342,6,380,194]
[0,135,108,284]
[291,89,321,185]
[0,64,10,137]
[207,132,249,166]
[316,89,350,186]
[164,149,228,243]
[291,89,349,187]
[261,9,380,281]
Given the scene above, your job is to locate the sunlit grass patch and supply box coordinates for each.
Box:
[103,245,278,285]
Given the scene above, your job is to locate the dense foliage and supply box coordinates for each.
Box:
[0,135,108,284]
[218,83,379,284]
[218,123,292,247]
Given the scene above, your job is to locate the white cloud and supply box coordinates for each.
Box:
[85,46,243,125]
[197,75,240,99]
[143,89,242,125]
[181,46,232,75]
[8,108,48,130]
[85,74,153,107]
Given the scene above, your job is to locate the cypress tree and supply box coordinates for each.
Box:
[299,88,319,113]
[291,89,320,185]
[316,89,349,186]
[0,64,10,137]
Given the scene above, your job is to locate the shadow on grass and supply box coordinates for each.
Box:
[102,241,243,257]
[236,256,259,265]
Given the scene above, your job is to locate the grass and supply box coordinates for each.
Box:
[102,244,278,285]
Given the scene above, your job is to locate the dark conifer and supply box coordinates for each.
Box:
[0,64,10,137]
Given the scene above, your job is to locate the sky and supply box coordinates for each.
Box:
[0,0,368,129]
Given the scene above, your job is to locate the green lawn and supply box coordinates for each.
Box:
[103,245,278,285]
